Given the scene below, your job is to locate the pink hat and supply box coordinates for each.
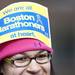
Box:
[0,38,53,61]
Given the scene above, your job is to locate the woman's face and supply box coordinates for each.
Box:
[1,50,51,75]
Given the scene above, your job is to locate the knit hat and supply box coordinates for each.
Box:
[0,38,53,61]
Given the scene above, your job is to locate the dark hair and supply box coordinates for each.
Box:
[0,61,3,75]
[50,61,55,75]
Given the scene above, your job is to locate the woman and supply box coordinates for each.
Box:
[0,38,53,75]
[0,1,54,75]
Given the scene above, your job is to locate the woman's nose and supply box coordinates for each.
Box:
[26,59,41,74]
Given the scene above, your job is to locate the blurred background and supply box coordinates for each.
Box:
[0,0,74,75]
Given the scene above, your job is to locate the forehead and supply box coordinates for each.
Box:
[12,50,48,58]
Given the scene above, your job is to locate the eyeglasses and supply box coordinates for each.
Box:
[4,53,52,67]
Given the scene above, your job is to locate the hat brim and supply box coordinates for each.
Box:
[0,38,53,61]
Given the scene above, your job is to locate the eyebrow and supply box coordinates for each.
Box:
[38,50,47,54]
[12,54,25,59]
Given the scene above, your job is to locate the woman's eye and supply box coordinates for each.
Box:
[15,58,24,60]
[37,54,47,58]
[15,57,29,63]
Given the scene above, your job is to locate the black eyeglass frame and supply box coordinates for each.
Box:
[4,52,52,67]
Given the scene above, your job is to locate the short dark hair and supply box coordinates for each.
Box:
[50,61,55,75]
[0,61,3,75]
